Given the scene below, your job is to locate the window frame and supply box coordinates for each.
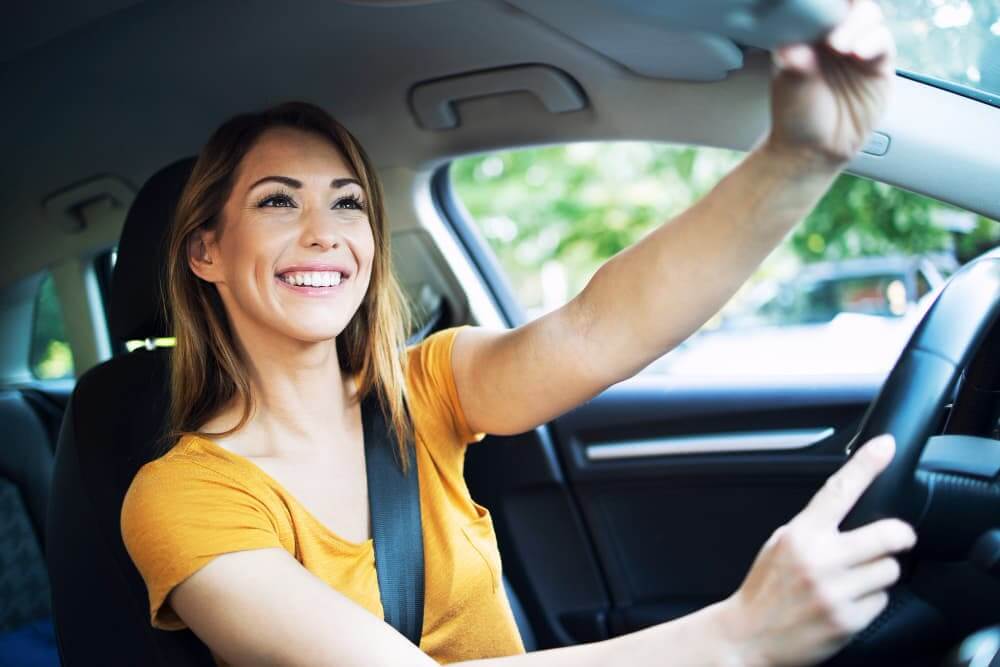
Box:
[431,164,525,328]
[436,140,999,379]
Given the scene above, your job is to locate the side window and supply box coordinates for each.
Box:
[448,143,1000,377]
[916,271,932,299]
[30,273,75,380]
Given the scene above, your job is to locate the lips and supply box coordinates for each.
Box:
[278,270,343,287]
[273,263,356,297]
[275,264,352,279]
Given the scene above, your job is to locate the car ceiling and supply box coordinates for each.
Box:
[2,0,999,290]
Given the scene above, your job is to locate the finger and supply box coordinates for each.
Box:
[796,434,895,529]
[835,557,902,600]
[826,2,884,55]
[836,518,917,566]
[852,26,894,62]
[851,26,896,68]
[846,590,891,633]
[773,44,818,75]
[827,1,884,55]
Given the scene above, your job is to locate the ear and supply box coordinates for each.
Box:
[187,228,223,284]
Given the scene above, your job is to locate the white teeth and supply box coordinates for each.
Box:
[279,271,344,288]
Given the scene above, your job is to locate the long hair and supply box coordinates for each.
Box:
[163,102,415,470]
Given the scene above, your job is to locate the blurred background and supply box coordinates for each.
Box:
[447,0,1000,380]
[28,0,1000,382]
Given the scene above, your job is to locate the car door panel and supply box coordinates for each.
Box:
[465,376,879,645]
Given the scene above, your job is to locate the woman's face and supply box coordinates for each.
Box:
[192,126,375,349]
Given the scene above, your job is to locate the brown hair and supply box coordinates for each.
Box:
[163,102,415,470]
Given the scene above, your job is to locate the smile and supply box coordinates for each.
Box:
[275,270,347,296]
[278,270,342,287]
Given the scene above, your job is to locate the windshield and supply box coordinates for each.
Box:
[884,0,1000,104]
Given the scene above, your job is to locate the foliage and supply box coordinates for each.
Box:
[451,143,999,317]
[30,274,75,379]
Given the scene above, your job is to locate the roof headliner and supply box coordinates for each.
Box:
[2,0,998,288]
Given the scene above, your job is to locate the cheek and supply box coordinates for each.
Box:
[352,222,377,269]
[220,225,282,289]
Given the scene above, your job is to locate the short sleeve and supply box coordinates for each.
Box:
[406,325,487,446]
[120,456,282,630]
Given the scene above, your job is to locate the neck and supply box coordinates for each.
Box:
[209,314,360,459]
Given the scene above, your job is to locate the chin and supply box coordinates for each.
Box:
[278,318,352,344]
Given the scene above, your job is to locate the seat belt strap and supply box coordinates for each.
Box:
[362,392,425,646]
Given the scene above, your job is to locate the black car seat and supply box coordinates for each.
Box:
[46,157,536,665]
[45,157,216,666]
[0,389,59,665]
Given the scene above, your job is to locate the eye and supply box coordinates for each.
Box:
[256,192,297,208]
[333,194,366,211]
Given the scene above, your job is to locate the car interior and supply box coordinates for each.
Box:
[2,1,999,665]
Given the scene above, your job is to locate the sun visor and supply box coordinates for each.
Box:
[504,0,848,81]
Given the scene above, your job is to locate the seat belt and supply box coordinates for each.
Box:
[361,392,425,646]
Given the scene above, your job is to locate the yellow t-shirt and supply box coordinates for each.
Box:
[120,325,525,665]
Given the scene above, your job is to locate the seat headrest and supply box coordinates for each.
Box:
[109,158,196,342]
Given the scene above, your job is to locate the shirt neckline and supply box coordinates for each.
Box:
[183,433,376,552]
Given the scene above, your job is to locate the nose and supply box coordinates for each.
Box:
[300,209,341,250]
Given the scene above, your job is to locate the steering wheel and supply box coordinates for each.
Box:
[840,250,1000,531]
[819,249,1000,665]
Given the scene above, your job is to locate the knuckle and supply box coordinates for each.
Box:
[768,524,789,545]
[781,528,814,563]
[822,600,854,635]
[774,525,799,551]
[823,473,850,501]
[797,562,822,592]
[787,547,822,590]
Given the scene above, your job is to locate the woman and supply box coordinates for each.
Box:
[121,2,916,665]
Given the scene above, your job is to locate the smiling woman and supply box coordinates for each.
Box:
[161,104,413,461]
[120,102,527,667]
[114,2,930,662]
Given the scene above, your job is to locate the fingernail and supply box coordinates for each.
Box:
[828,30,847,52]
[897,522,917,547]
[870,435,895,458]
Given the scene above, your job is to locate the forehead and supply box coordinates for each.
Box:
[235,126,358,185]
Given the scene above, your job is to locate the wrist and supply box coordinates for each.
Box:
[757,135,848,177]
[713,594,768,667]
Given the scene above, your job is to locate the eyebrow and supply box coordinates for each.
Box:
[248,176,362,191]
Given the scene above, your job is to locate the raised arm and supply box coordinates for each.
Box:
[453,1,894,437]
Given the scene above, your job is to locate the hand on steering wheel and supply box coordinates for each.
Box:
[723,434,917,667]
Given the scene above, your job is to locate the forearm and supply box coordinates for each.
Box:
[573,139,842,383]
[451,598,749,667]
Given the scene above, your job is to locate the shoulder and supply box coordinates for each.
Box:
[121,437,279,547]
[405,324,468,373]
[120,436,284,630]
[405,325,485,446]
[123,437,251,508]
